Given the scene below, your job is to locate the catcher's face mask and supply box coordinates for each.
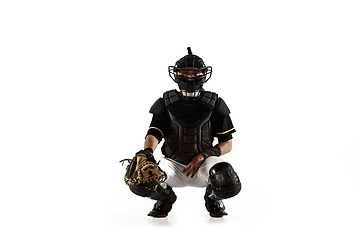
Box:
[168,47,212,99]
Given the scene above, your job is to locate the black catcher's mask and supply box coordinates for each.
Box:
[168,47,212,98]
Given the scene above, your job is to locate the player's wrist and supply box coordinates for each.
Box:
[143,147,154,154]
[200,145,221,159]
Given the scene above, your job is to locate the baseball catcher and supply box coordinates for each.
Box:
[122,47,241,218]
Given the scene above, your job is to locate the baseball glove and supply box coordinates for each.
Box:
[121,150,166,188]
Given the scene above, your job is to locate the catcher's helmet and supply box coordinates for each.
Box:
[168,47,212,97]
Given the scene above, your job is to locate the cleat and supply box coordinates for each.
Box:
[147,186,177,218]
[148,211,168,218]
[210,210,228,218]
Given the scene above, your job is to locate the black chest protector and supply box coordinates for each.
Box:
[161,90,218,164]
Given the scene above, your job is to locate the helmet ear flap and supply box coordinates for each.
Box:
[168,66,181,83]
[201,66,212,83]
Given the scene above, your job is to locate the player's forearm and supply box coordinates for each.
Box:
[200,139,232,159]
[218,139,232,156]
[144,134,159,152]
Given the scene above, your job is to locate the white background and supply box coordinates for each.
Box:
[1,0,360,239]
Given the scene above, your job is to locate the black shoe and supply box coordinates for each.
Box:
[205,198,228,218]
[205,185,228,218]
[148,186,177,218]
[147,200,173,218]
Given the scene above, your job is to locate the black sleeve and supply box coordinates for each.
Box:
[213,114,236,142]
[146,114,167,142]
[212,97,236,142]
[146,98,168,142]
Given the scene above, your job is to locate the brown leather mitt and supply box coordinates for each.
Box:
[121,150,166,188]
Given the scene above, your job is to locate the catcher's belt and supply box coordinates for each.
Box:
[121,150,166,189]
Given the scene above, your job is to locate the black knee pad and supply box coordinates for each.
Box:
[208,162,241,199]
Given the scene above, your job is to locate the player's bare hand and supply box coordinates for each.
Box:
[183,153,205,178]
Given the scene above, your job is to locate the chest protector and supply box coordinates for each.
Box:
[161,90,218,164]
